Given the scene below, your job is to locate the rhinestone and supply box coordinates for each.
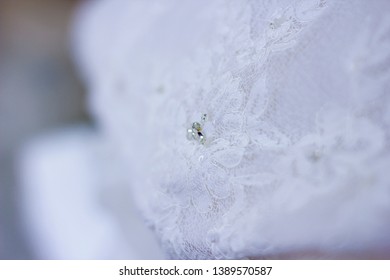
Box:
[198,132,206,145]
[192,122,202,132]
[187,128,194,140]
[192,130,199,140]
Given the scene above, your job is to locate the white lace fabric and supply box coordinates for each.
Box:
[74,0,390,259]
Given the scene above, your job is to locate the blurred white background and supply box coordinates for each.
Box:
[0,0,87,259]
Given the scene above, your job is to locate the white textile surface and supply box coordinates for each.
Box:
[19,126,164,259]
[73,0,390,259]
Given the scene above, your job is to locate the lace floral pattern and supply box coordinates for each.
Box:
[76,0,390,258]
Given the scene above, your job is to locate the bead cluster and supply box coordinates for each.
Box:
[187,114,208,145]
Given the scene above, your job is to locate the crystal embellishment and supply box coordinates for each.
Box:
[187,114,207,145]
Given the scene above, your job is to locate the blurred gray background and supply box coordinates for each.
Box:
[0,0,87,259]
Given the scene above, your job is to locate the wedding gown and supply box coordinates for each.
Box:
[21,0,390,259]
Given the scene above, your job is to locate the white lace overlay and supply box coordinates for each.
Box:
[74,0,390,259]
